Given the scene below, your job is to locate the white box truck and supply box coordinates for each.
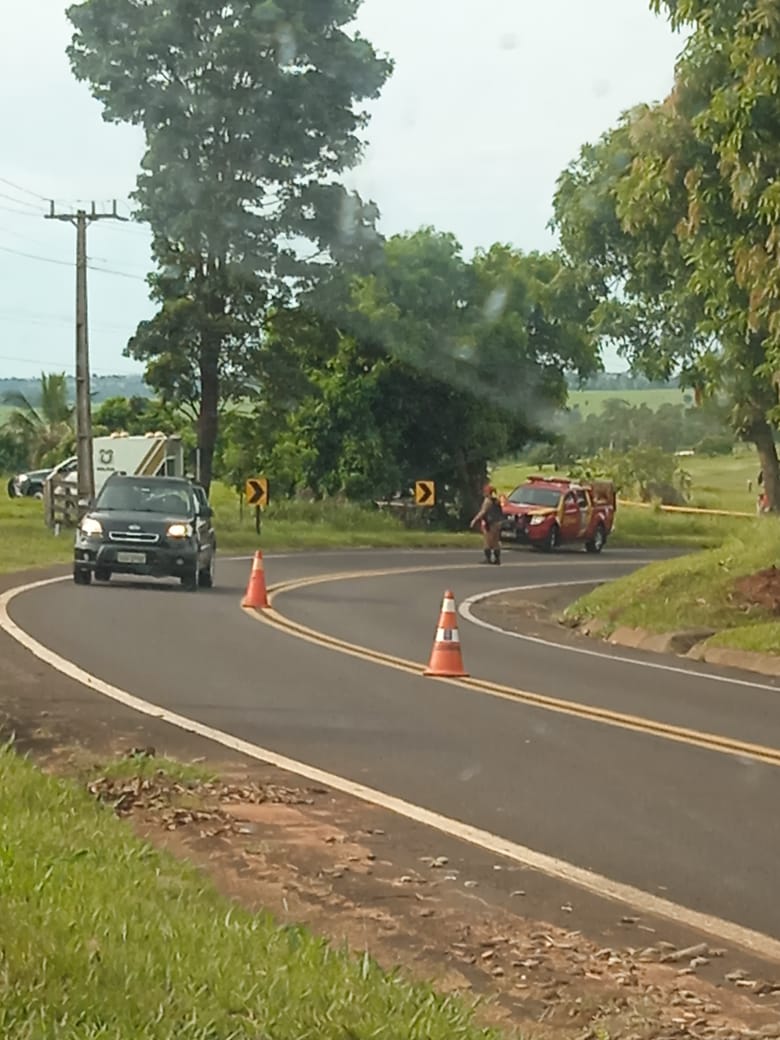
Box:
[44,433,185,527]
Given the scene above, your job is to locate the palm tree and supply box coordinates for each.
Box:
[2,372,74,466]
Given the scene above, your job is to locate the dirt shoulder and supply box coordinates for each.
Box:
[2,572,780,1036]
[468,582,604,644]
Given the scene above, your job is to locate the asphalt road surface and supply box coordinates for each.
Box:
[8,547,780,940]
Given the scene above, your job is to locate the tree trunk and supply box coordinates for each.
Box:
[752,419,780,512]
[454,451,487,526]
[197,343,220,494]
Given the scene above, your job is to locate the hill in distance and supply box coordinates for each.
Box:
[0,373,151,406]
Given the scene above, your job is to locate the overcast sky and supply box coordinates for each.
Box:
[0,1,686,379]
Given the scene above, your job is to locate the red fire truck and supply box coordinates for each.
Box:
[500,475,617,553]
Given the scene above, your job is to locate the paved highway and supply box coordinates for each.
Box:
[6,548,780,942]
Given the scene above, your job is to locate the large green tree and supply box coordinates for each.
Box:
[67,0,391,490]
[218,228,599,518]
[553,3,780,507]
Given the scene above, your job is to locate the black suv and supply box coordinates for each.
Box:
[73,474,216,589]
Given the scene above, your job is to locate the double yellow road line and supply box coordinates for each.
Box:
[243,564,780,771]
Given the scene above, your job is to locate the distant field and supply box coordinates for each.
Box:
[492,448,760,514]
[567,388,691,415]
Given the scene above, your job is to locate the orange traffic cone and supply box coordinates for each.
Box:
[424,589,468,677]
[241,550,270,609]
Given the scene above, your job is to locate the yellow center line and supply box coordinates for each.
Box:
[246,564,780,769]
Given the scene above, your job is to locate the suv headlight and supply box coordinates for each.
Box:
[167,522,193,539]
[80,517,103,537]
[529,515,546,526]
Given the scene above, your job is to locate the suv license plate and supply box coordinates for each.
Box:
[117,551,146,564]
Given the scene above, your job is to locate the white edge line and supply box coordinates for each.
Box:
[1,575,780,961]
[459,584,780,695]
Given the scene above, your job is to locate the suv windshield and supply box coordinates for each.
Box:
[96,478,194,516]
[508,486,561,508]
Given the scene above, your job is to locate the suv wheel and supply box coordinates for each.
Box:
[73,565,92,586]
[94,567,112,582]
[180,564,199,591]
[198,550,215,589]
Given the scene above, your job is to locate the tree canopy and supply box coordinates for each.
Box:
[216,228,599,519]
[2,372,74,467]
[553,0,780,507]
[67,0,392,489]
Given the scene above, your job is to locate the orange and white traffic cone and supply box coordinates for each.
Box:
[241,550,270,609]
[424,589,468,677]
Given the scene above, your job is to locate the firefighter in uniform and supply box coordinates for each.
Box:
[470,483,504,565]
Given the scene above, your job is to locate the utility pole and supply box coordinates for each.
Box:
[46,200,127,511]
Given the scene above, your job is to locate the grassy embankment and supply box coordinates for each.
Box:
[0,744,500,1040]
[557,455,780,657]
[498,449,780,656]
[563,522,780,654]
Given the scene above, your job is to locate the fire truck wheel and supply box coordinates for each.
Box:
[585,523,606,554]
[542,523,560,553]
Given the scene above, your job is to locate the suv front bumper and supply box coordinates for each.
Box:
[75,539,199,578]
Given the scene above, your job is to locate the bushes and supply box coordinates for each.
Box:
[569,446,692,503]
[0,429,27,475]
[696,434,735,457]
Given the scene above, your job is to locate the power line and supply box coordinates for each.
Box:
[0,175,51,202]
[0,244,73,268]
[0,223,48,243]
[0,225,115,262]
[0,309,135,334]
[0,352,143,376]
[0,243,148,281]
[91,258,147,276]
[0,191,41,212]
[96,221,152,239]
[0,203,40,218]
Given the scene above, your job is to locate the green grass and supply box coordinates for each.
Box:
[704,623,780,655]
[208,484,475,552]
[84,751,218,787]
[0,744,501,1040]
[683,451,759,512]
[608,508,745,548]
[0,491,72,573]
[567,388,690,416]
[564,522,780,637]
